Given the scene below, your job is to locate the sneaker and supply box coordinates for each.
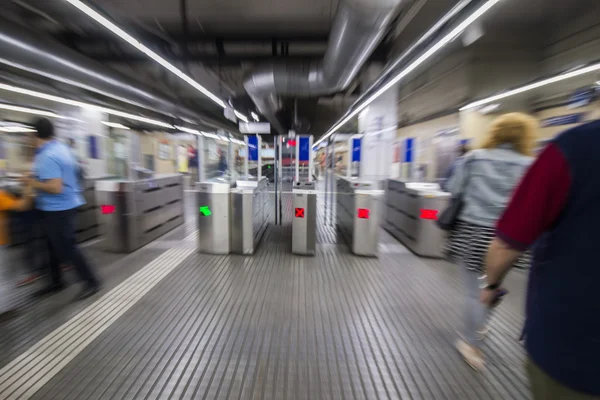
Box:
[456,339,484,371]
[16,274,43,287]
[32,283,66,298]
[73,284,101,302]
[477,325,491,341]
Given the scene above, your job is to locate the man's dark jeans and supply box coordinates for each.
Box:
[39,208,99,288]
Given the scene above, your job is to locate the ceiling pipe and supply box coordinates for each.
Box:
[244,0,404,134]
[0,15,233,132]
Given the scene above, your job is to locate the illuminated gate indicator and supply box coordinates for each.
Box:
[100,205,116,215]
[295,208,305,218]
[199,206,212,216]
[357,208,370,219]
[420,209,438,220]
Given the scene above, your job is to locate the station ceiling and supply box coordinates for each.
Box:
[2,0,599,136]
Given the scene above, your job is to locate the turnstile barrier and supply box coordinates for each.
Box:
[292,181,317,256]
[336,177,383,257]
[384,180,450,258]
[95,174,184,253]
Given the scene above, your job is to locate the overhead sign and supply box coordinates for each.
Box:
[224,107,237,123]
[239,122,271,134]
[541,113,585,127]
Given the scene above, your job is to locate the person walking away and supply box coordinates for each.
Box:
[445,113,536,370]
[26,118,101,301]
[189,146,199,183]
[442,144,469,190]
[481,120,600,399]
[0,181,34,319]
[217,148,228,175]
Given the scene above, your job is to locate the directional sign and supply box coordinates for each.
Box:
[357,208,370,219]
[420,209,438,220]
[199,206,212,216]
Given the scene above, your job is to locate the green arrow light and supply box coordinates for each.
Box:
[199,206,212,216]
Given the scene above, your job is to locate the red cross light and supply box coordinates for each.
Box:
[420,209,438,220]
[101,205,116,215]
[357,208,370,219]
[295,208,305,218]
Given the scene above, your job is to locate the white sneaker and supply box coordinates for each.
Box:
[456,339,485,371]
[477,325,490,341]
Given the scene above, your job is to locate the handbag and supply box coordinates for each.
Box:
[436,196,464,231]
[437,159,470,231]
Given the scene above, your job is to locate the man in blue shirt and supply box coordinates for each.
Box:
[24,118,100,301]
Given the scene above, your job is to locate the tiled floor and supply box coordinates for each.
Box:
[0,190,530,399]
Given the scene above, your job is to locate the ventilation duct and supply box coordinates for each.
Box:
[244,0,403,134]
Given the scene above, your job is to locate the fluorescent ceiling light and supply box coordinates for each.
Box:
[0,83,173,129]
[251,112,260,122]
[461,62,600,111]
[479,103,500,114]
[315,0,502,147]
[101,121,130,130]
[0,126,36,133]
[174,125,202,135]
[203,132,220,139]
[0,103,62,119]
[64,0,226,109]
[218,135,230,142]
[234,110,249,123]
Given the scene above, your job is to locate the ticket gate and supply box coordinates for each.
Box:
[292,181,317,256]
[196,178,271,255]
[230,178,271,255]
[336,177,384,257]
[95,174,184,253]
[384,180,450,258]
[196,181,233,255]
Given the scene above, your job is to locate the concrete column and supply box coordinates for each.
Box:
[358,65,398,183]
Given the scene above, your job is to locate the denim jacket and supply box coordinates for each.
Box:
[446,146,533,227]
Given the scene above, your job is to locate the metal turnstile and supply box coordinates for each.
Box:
[230,178,271,255]
[196,181,232,255]
[336,177,384,257]
[75,178,106,243]
[384,180,450,258]
[95,174,184,253]
[292,181,317,256]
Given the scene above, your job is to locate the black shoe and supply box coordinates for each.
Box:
[0,309,20,322]
[33,284,66,298]
[73,285,101,302]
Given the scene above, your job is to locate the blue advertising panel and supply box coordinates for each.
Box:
[88,136,100,159]
[404,138,414,163]
[352,138,361,162]
[247,135,259,161]
[298,137,310,161]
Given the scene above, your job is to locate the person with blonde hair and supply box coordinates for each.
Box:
[445,112,537,370]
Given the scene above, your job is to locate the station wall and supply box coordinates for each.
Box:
[536,100,600,139]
